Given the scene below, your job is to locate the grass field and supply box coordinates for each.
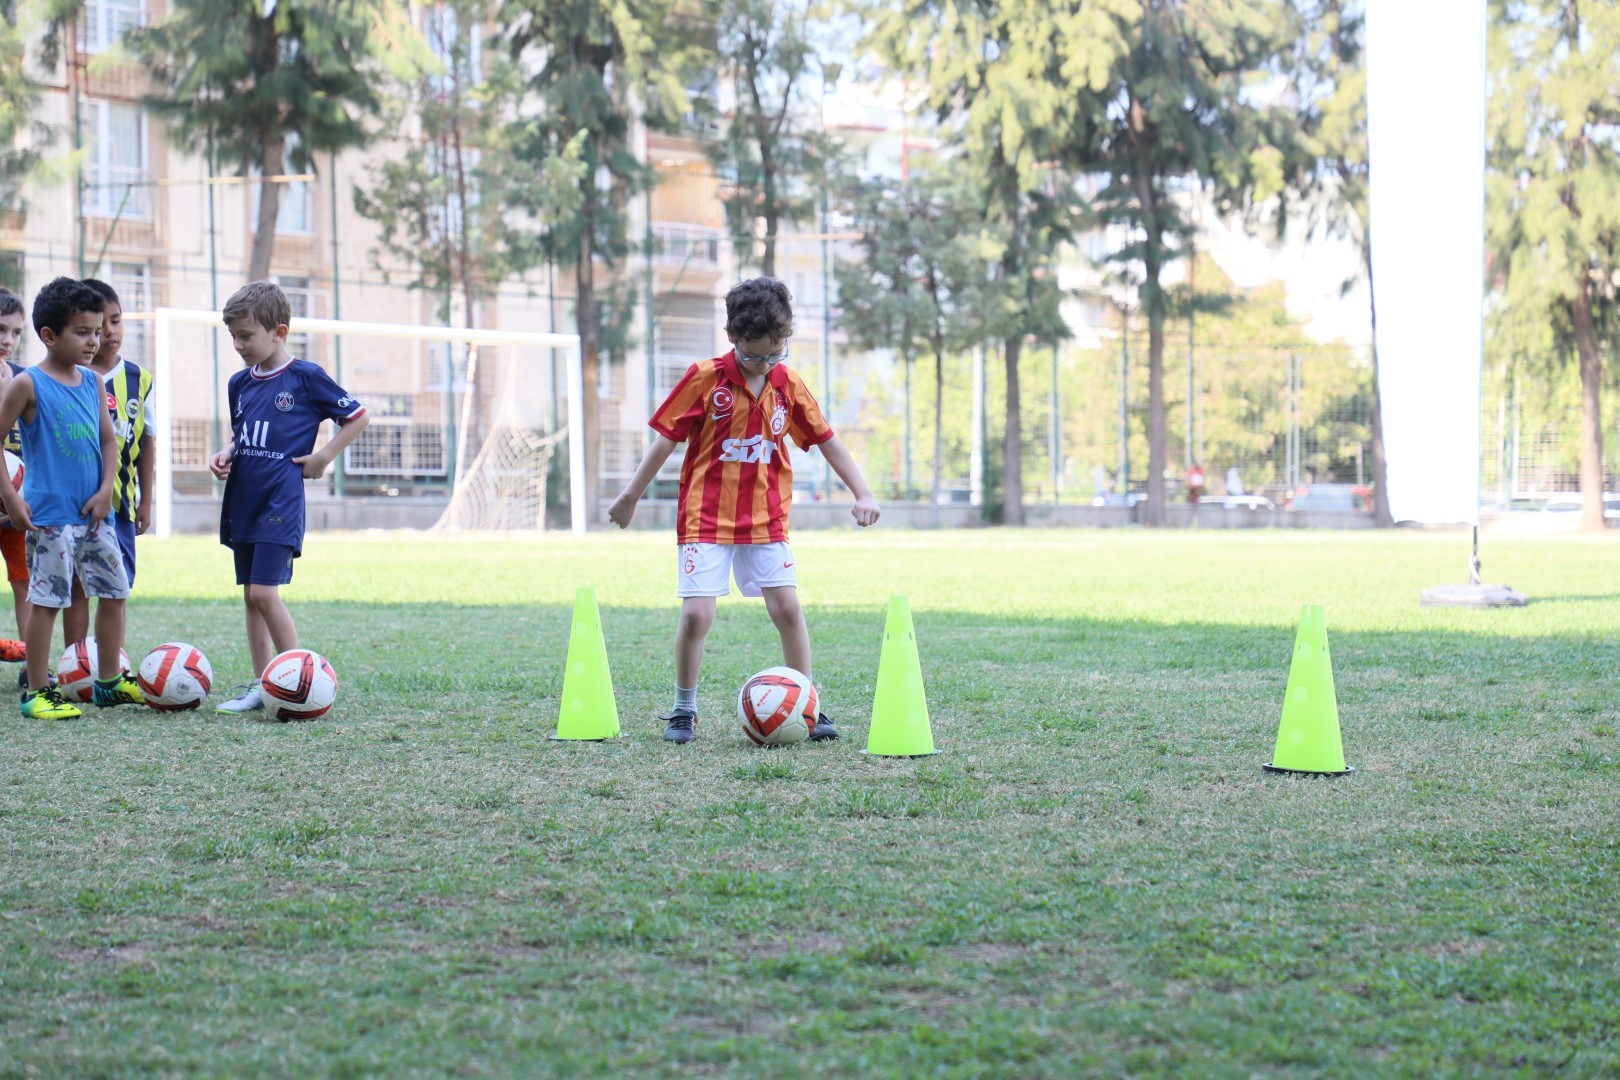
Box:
[2,527,1617,1076]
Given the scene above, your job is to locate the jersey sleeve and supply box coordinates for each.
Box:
[648,363,711,443]
[305,365,366,424]
[783,371,834,451]
[140,369,156,436]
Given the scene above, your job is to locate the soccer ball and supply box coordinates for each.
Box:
[4,449,21,492]
[738,666,817,746]
[137,642,213,711]
[57,637,133,702]
[260,648,338,722]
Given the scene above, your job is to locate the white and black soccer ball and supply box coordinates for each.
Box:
[260,648,338,722]
[738,666,817,746]
[138,642,213,711]
[56,637,133,702]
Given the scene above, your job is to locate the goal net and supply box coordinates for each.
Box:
[432,347,569,532]
[151,309,584,536]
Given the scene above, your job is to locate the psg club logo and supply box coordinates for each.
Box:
[275,391,295,412]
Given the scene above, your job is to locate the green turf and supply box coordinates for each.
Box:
[2,528,1617,1076]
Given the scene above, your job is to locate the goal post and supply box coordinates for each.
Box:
[151,308,585,538]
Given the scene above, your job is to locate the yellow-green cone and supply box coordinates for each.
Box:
[1265,603,1352,775]
[552,587,621,740]
[863,595,937,757]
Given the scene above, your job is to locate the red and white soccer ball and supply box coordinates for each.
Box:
[738,666,818,746]
[260,648,338,722]
[4,449,22,492]
[138,642,213,711]
[56,637,132,702]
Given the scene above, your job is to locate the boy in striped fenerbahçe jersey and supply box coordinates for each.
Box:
[609,278,880,744]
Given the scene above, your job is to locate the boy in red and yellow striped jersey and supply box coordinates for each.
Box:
[609,278,880,744]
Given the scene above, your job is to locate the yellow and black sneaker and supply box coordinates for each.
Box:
[21,684,82,721]
[92,672,145,708]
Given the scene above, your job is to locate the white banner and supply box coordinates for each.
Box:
[1365,0,1486,525]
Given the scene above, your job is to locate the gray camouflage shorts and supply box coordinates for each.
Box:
[26,521,132,608]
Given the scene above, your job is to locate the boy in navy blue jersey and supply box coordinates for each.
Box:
[208,281,368,714]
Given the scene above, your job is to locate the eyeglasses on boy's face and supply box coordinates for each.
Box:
[734,341,789,367]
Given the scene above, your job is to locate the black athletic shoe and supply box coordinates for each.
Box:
[809,712,840,741]
[661,708,697,744]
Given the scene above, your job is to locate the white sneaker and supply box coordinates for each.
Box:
[215,684,264,713]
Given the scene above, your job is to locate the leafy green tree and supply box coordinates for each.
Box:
[863,0,1090,524]
[0,0,44,213]
[355,2,584,465]
[1488,0,1619,531]
[355,3,584,339]
[124,0,414,281]
[498,0,697,521]
[709,0,835,278]
[1284,0,1392,524]
[1066,0,1301,525]
[836,171,984,519]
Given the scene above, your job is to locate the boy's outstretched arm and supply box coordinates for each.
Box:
[818,435,881,527]
[0,375,32,530]
[608,435,678,529]
[293,413,370,480]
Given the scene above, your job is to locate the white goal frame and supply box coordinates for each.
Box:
[152,308,585,537]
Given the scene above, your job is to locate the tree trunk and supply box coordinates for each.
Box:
[1144,312,1166,527]
[575,209,601,526]
[1571,278,1606,533]
[1362,233,1394,526]
[248,130,286,282]
[931,341,944,528]
[1002,332,1023,525]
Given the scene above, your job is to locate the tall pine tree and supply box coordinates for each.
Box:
[1488,0,1618,532]
[863,0,1095,524]
[499,0,698,522]
[125,0,413,281]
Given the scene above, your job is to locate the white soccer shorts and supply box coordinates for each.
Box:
[676,541,798,598]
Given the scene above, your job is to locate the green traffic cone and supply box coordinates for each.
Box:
[551,587,622,741]
[1263,603,1353,775]
[863,595,938,757]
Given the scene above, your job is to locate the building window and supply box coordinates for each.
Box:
[84,100,148,219]
[251,145,314,236]
[81,0,144,55]
[425,4,481,90]
[0,251,21,293]
[276,275,314,360]
[96,261,151,365]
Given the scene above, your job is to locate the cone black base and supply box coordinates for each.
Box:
[860,749,941,758]
[1262,762,1354,776]
[548,735,627,742]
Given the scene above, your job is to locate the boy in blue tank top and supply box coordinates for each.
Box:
[208,281,369,714]
[0,278,144,720]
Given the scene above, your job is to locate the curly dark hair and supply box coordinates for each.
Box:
[32,276,104,336]
[0,288,23,319]
[724,278,794,342]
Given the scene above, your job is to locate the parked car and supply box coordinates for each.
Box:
[1091,492,1147,508]
[1285,484,1374,512]
[1202,494,1276,511]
